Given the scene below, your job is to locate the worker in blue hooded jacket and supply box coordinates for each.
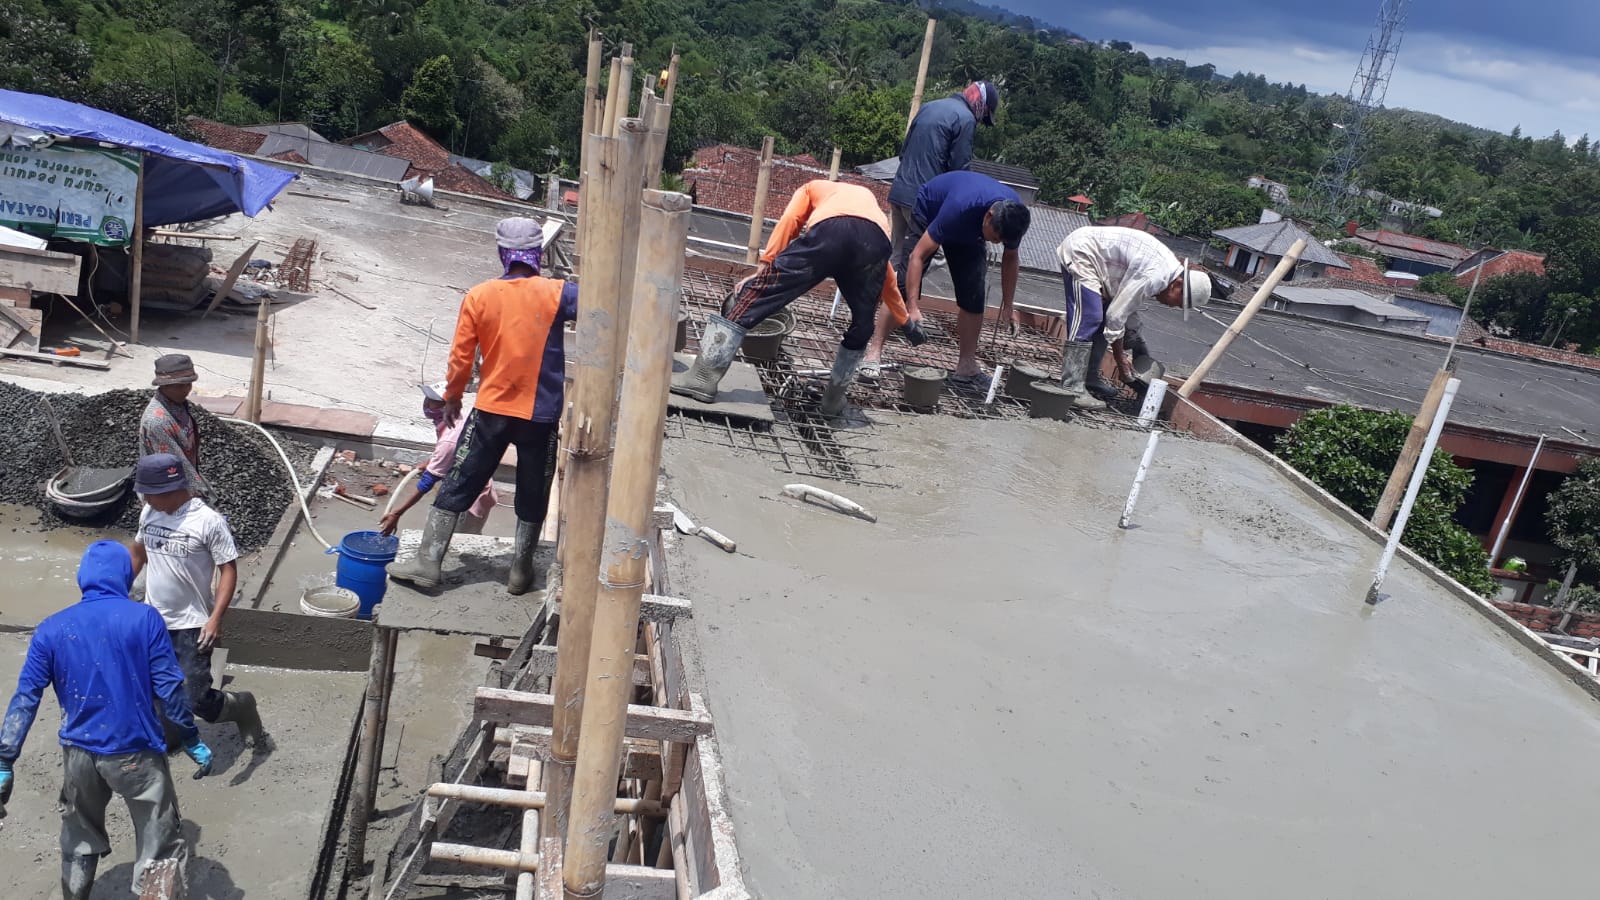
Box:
[0,541,213,900]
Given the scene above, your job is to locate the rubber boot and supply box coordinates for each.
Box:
[1060,340,1108,410]
[507,518,540,595]
[819,346,865,418]
[62,854,97,900]
[217,690,269,748]
[670,314,747,403]
[386,507,460,589]
[1085,333,1122,402]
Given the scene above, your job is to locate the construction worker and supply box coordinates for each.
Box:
[387,218,576,594]
[672,180,908,417]
[378,382,499,537]
[889,80,1000,296]
[139,353,210,498]
[0,540,213,899]
[863,170,1031,384]
[1055,226,1212,409]
[129,453,268,749]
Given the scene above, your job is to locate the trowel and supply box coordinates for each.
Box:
[668,504,737,553]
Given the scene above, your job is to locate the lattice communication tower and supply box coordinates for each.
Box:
[1311,0,1409,223]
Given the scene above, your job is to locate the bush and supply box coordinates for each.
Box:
[1276,405,1497,596]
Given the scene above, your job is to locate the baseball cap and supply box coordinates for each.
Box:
[135,453,188,495]
[152,354,198,387]
[975,80,1000,126]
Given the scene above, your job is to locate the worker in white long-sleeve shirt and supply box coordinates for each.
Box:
[1055,227,1213,409]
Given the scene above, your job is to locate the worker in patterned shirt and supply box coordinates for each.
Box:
[1055,227,1213,410]
[138,354,210,498]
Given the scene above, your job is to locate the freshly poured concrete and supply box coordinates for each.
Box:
[0,633,364,898]
[664,415,1600,899]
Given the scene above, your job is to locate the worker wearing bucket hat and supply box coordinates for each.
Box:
[139,354,210,498]
[1054,226,1213,410]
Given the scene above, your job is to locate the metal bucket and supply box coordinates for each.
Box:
[741,310,795,363]
[1004,363,1049,403]
[1131,354,1166,385]
[1028,382,1077,421]
[901,366,947,409]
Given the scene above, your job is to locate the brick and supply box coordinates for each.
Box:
[683,143,890,218]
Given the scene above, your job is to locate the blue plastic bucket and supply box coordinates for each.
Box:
[327,531,400,620]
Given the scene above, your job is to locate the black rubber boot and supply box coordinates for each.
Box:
[217,690,269,748]
[507,518,539,595]
[1085,333,1122,402]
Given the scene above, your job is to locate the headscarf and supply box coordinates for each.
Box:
[496,217,545,275]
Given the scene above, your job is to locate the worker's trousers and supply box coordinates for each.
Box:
[170,627,226,722]
[1060,269,1106,343]
[59,746,186,900]
[726,217,889,351]
[436,411,557,529]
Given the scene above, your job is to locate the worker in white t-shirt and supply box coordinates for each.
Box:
[128,453,269,749]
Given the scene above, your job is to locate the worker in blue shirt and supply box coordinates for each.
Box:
[864,170,1031,385]
[0,541,213,900]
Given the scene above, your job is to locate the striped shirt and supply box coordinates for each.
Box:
[1057,227,1184,340]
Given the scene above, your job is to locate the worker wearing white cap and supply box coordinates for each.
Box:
[377,382,498,537]
[1055,226,1212,410]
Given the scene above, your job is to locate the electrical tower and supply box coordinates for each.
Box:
[1311,0,1409,224]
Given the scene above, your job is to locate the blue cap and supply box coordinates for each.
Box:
[976,80,999,125]
[135,453,188,495]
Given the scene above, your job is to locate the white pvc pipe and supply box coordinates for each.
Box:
[1367,378,1460,604]
[1136,379,1169,428]
[984,365,1005,405]
[1118,432,1162,530]
[1487,434,1545,568]
[221,417,334,550]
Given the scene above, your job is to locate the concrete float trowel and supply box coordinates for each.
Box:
[667,503,737,553]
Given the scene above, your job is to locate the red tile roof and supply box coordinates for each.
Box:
[344,121,514,201]
[268,150,308,164]
[1327,253,1392,287]
[185,117,266,156]
[1351,228,1471,264]
[1476,336,1600,371]
[684,144,890,217]
[1455,249,1546,287]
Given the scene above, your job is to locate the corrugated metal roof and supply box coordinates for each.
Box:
[990,203,1090,271]
[243,123,330,144]
[854,157,1040,189]
[1213,220,1349,268]
[1273,286,1431,321]
[1353,229,1469,261]
[255,133,410,181]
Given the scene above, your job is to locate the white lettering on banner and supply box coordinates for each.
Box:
[0,144,138,246]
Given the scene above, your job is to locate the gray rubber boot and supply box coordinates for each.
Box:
[507,518,540,595]
[386,507,460,589]
[217,690,269,748]
[1060,340,1108,410]
[1085,333,1121,402]
[671,314,747,403]
[819,346,865,418]
[62,855,97,900]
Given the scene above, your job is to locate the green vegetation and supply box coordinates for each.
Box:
[8,0,1600,348]
[1547,458,1600,610]
[1275,406,1497,597]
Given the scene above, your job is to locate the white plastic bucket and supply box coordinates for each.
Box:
[300,585,361,619]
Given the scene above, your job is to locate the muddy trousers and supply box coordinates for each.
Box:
[59,746,186,899]
[169,627,225,723]
[435,411,558,529]
[726,217,889,352]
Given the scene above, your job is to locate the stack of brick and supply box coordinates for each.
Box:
[1494,599,1600,639]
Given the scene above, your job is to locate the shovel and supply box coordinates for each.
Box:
[668,504,736,553]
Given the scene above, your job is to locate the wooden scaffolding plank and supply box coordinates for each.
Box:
[474,687,713,743]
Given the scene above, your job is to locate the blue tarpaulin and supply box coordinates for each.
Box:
[0,89,296,226]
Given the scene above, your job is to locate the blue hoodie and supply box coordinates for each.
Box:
[0,541,198,763]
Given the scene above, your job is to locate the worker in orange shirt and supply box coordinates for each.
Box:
[672,180,907,417]
[387,218,576,594]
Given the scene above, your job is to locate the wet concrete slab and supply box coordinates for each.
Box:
[0,504,126,631]
[663,414,1600,900]
[0,633,365,898]
[378,532,552,638]
[668,353,773,424]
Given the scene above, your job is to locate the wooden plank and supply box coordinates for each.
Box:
[474,641,514,660]
[536,837,563,900]
[502,729,662,784]
[683,700,749,898]
[0,346,109,369]
[0,304,41,351]
[201,240,261,318]
[474,687,713,743]
[549,593,690,623]
[0,245,80,295]
[521,644,651,685]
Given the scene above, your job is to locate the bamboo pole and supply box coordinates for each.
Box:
[541,120,649,845]
[601,57,624,138]
[563,189,691,900]
[243,294,269,423]
[1368,378,1461,604]
[1177,240,1304,400]
[744,136,775,264]
[129,153,146,343]
[907,18,938,131]
[827,146,842,181]
[644,98,673,191]
[426,783,664,816]
[576,29,604,265]
[662,53,680,107]
[344,623,394,879]
[611,44,635,136]
[1371,367,1452,529]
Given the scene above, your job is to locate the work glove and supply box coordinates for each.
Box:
[900,319,928,347]
[0,759,13,809]
[183,738,214,780]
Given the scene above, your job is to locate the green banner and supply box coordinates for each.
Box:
[0,144,140,246]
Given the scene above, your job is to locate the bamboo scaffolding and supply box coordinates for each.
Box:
[1177,240,1305,399]
[563,189,691,900]
[827,146,842,181]
[129,154,146,343]
[744,136,775,264]
[576,29,603,261]
[1372,367,1451,529]
[907,18,938,130]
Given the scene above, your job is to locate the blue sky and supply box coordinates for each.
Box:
[999,1,1600,139]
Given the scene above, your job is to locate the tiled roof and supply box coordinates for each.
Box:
[685,144,890,218]
[1453,249,1546,287]
[970,159,1040,189]
[185,117,266,155]
[1213,220,1349,268]
[1094,212,1171,237]
[1327,253,1392,286]
[268,150,308,164]
[1011,204,1089,272]
[257,132,411,181]
[1476,335,1600,371]
[1351,229,1470,265]
[344,122,514,201]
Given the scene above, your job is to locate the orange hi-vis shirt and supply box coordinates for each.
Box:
[759,181,909,325]
[446,275,579,422]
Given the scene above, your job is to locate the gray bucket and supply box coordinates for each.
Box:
[1005,363,1049,403]
[301,585,361,619]
[1029,381,1077,421]
[902,366,947,409]
[741,310,795,362]
[1131,354,1166,385]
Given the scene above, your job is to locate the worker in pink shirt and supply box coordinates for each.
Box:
[378,383,498,537]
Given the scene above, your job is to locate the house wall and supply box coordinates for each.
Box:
[1391,296,1465,338]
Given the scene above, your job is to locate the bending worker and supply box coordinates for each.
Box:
[139,353,210,497]
[863,170,1031,384]
[379,382,498,537]
[889,80,1000,295]
[0,541,212,899]
[1055,226,1212,410]
[388,218,576,594]
[672,179,907,417]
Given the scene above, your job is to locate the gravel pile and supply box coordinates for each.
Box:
[0,382,312,551]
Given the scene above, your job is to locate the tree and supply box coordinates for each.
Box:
[0,0,92,99]
[1472,272,1551,340]
[1547,458,1600,609]
[1276,405,1497,596]
[830,86,906,167]
[401,54,461,136]
[290,34,382,138]
[1006,103,1114,204]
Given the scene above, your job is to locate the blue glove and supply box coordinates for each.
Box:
[183,739,213,779]
[0,761,13,808]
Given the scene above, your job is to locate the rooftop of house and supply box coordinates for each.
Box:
[852,156,1040,190]
[345,121,515,201]
[1452,248,1548,285]
[1271,285,1432,322]
[685,144,890,218]
[1348,228,1472,265]
[1328,252,1393,287]
[1213,220,1350,269]
[1095,212,1173,237]
[1010,203,1090,271]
